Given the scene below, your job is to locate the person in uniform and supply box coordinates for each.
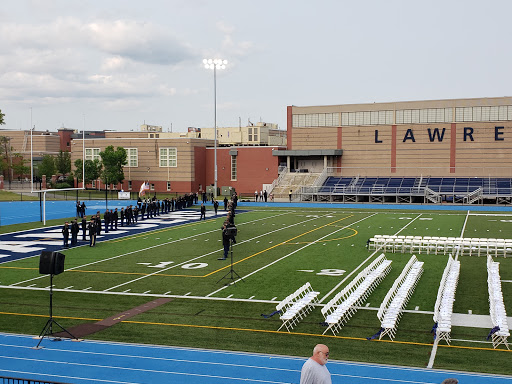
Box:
[70,219,79,246]
[120,207,125,226]
[200,203,206,220]
[213,200,219,215]
[109,210,115,231]
[62,221,69,248]
[113,208,119,229]
[81,216,87,241]
[88,218,96,247]
[95,213,102,236]
[133,205,139,223]
[104,210,110,233]
[218,220,234,260]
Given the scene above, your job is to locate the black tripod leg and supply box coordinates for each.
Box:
[52,318,78,340]
[35,319,53,349]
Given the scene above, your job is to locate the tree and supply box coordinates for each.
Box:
[74,158,102,184]
[100,146,127,186]
[12,153,30,179]
[0,136,13,183]
[55,150,71,176]
[38,154,56,180]
[0,109,5,125]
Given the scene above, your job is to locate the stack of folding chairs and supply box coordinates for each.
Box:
[321,254,392,335]
[487,256,510,349]
[378,255,424,340]
[433,255,460,345]
[276,282,320,332]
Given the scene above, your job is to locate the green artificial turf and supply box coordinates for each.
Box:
[1,207,511,375]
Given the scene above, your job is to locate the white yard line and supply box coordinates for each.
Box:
[206,213,379,297]
[103,211,338,293]
[319,214,423,303]
[9,211,291,288]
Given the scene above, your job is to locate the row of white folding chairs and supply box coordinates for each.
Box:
[322,258,392,335]
[324,254,388,318]
[435,257,460,345]
[276,282,320,332]
[379,258,424,341]
[374,235,512,243]
[487,257,510,349]
[324,254,388,315]
[433,255,455,323]
[369,236,512,257]
[377,255,419,321]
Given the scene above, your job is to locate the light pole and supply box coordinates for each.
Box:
[203,58,227,199]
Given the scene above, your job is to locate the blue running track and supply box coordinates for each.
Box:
[0,333,511,384]
[2,200,512,227]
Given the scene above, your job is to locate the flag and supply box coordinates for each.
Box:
[139,181,150,197]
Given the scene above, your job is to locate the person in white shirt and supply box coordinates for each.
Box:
[300,344,332,384]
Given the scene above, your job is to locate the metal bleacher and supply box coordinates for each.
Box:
[301,176,512,204]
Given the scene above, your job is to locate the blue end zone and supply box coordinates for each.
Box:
[0,208,226,264]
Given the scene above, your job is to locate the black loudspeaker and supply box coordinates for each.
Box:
[39,251,65,275]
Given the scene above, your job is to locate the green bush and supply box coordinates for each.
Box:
[54,182,72,189]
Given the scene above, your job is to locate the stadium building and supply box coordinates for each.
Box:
[273,96,512,204]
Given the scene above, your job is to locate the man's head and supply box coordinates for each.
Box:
[441,379,458,384]
[311,344,329,365]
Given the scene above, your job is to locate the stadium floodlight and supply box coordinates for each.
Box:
[203,58,228,199]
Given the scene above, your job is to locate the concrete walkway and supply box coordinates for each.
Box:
[452,313,512,328]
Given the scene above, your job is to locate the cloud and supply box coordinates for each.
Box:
[0,17,197,104]
[86,19,197,65]
[212,21,255,60]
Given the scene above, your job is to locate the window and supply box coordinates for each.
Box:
[91,180,96,188]
[248,128,253,141]
[125,148,138,167]
[85,148,100,162]
[128,181,132,190]
[159,148,177,167]
[231,155,237,181]
[150,183,155,191]
[167,181,171,191]
[292,113,340,127]
[253,128,258,142]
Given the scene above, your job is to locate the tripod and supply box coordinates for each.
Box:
[35,274,77,349]
[217,239,244,285]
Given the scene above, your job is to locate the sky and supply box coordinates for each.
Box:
[1,0,511,133]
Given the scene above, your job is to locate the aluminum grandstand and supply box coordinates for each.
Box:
[299,175,512,204]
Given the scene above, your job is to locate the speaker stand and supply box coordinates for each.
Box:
[34,274,78,349]
[217,240,244,285]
